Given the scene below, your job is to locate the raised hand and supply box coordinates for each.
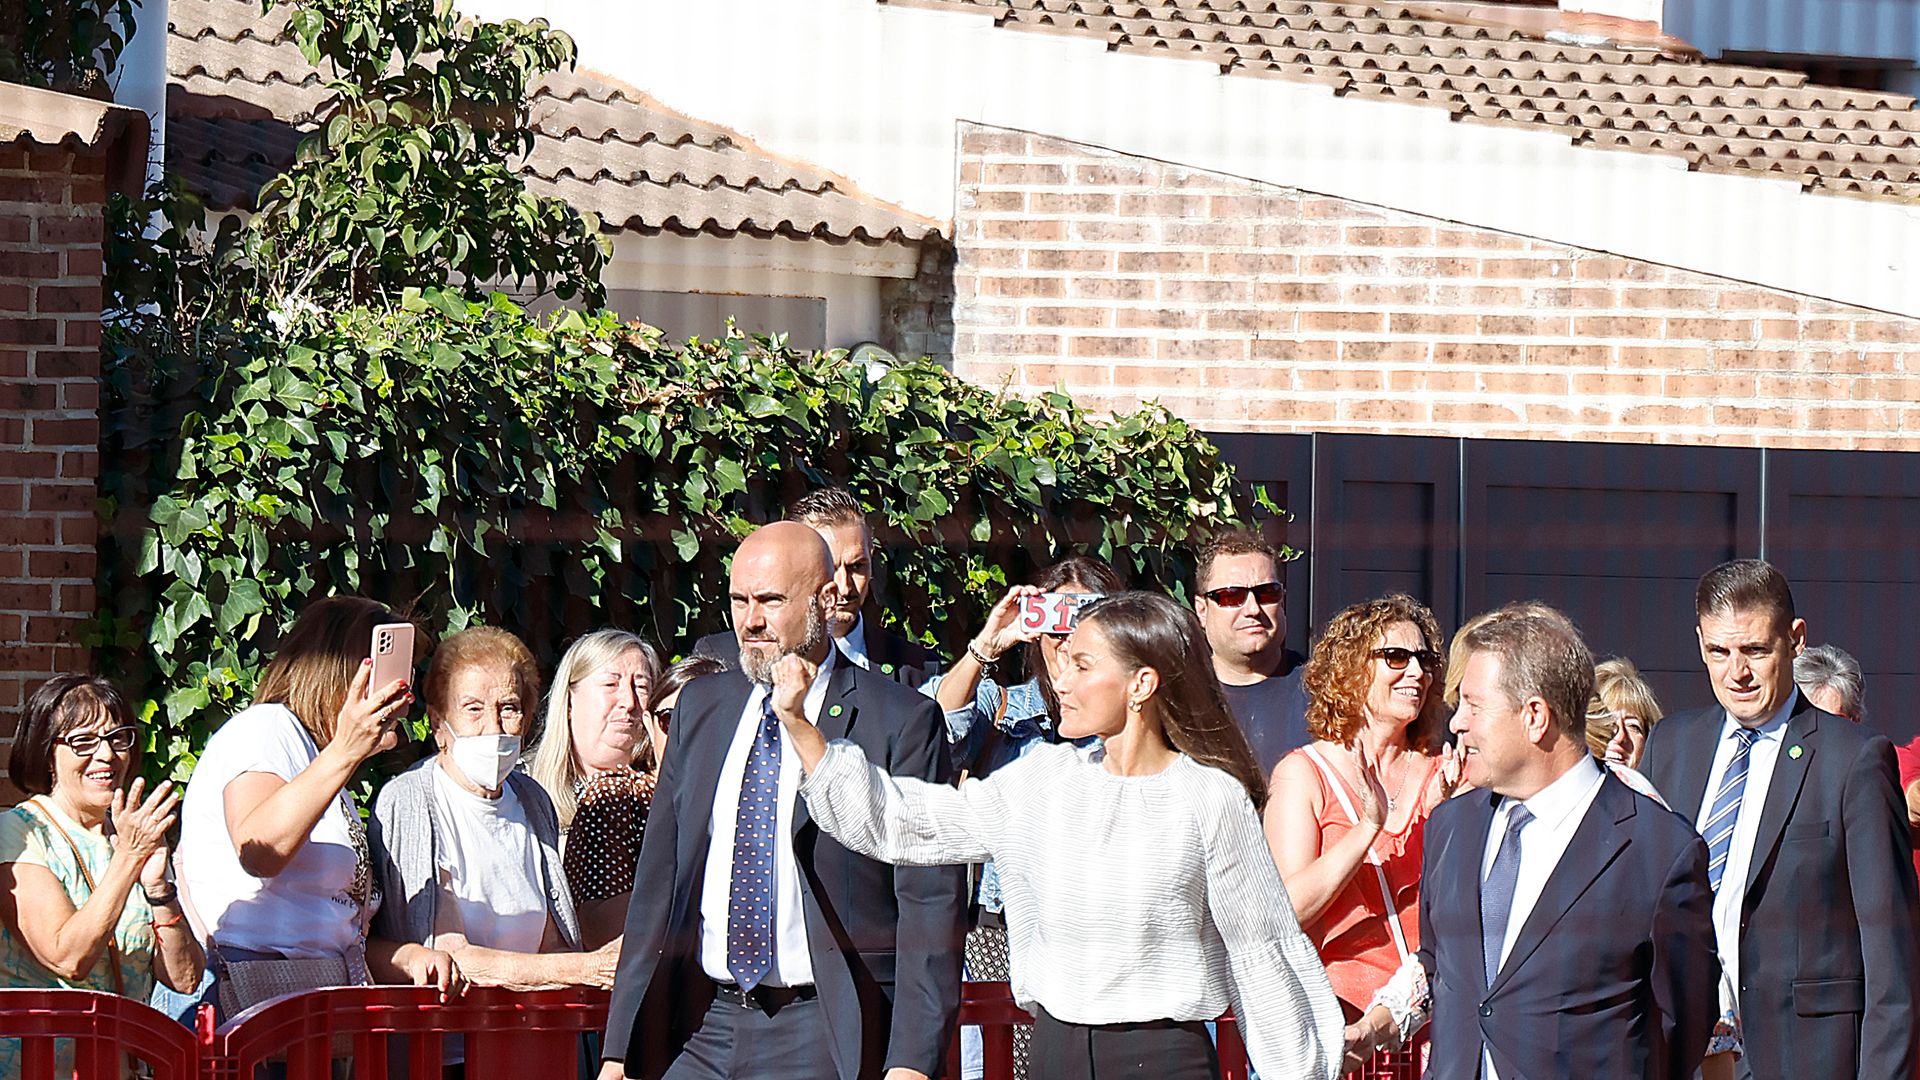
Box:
[770,653,817,725]
[770,654,830,772]
[1351,743,1389,829]
[330,658,411,765]
[109,778,180,871]
[1438,741,1468,798]
[972,586,1044,660]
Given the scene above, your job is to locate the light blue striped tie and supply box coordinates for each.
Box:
[1704,727,1761,892]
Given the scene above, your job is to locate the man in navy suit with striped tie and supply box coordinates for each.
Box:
[599,522,964,1080]
[1640,560,1920,1079]
[1419,606,1717,1079]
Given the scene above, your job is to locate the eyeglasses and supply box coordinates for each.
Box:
[652,707,673,734]
[1203,582,1285,608]
[1371,647,1440,672]
[57,727,138,756]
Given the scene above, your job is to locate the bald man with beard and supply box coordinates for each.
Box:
[600,523,965,1080]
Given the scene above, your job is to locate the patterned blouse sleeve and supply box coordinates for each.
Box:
[797,740,1008,866]
[1199,781,1346,1080]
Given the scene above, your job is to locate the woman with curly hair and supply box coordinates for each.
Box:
[1264,593,1460,1070]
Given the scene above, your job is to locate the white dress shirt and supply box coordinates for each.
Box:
[834,613,870,670]
[800,740,1346,1080]
[1693,692,1795,1010]
[1480,754,1608,1080]
[698,651,837,987]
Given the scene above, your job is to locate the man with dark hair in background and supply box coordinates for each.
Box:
[1640,559,1920,1080]
[1193,530,1308,777]
[695,487,939,687]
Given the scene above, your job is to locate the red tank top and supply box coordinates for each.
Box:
[1292,745,1440,1013]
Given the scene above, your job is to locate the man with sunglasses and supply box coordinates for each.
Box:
[1193,531,1309,778]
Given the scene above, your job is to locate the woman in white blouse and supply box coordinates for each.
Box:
[768,591,1346,1080]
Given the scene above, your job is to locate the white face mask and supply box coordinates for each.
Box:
[449,734,522,792]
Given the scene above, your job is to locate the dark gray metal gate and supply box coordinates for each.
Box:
[1208,432,1920,740]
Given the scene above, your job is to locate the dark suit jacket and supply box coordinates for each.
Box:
[1640,695,1920,1079]
[691,611,940,689]
[1418,773,1718,1080]
[601,659,965,1080]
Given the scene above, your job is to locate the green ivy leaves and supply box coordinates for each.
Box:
[98,291,1262,783]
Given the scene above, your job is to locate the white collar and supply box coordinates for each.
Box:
[834,612,870,669]
[1509,753,1604,832]
[1720,689,1798,743]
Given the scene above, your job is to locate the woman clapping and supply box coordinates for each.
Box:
[0,676,204,1076]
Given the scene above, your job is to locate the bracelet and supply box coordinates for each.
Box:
[141,885,178,907]
[966,641,1001,666]
[151,912,187,931]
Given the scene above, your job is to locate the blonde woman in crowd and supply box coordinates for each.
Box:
[527,629,661,948]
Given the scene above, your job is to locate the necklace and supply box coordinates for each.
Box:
[1372,750,1416,812]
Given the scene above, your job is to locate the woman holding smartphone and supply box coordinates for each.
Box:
[776,591,1345,1080]
[177,597,459,1019]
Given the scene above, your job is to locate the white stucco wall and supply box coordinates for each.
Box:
[603,233,919,348]
[462,0,1920,318]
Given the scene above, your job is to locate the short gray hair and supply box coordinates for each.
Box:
[1794,644,1866,722]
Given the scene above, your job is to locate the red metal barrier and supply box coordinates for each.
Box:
[1352,1029,1428,1080]
[943,981,1250,1080]
[0,987,200,1080]
[202,985,607,1080]
[0,982,1272,1080]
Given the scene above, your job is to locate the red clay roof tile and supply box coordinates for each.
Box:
[915,0,1920,200]
[166,0,938,244]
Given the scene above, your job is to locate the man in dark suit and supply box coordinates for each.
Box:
[1639,559,1920,1080]
[692,487,939,688]
[600,522,965,1080]
[1420,606,1717,1080]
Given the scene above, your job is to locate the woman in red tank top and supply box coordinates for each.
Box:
[1264,594,1461,1071]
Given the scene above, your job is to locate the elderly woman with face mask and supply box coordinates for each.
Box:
[369,627,620,990]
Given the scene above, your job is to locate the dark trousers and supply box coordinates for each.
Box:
[1029,1005,1220,1080]
[662,992,839,1080]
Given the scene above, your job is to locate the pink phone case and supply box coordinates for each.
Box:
[368,622,415,696]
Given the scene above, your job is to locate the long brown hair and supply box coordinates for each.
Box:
[1027,554,1125,718]
[1078,591,1269,811]
[254,596,412,746]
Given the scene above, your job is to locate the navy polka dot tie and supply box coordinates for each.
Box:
[728,696,782,990]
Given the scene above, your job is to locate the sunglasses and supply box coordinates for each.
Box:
[1371,646,1440,672]
[1203,582,1285,608]
[57,726,139,756]
[652,706,673,734]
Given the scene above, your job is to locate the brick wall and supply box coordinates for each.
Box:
[0,142,107,742]
[952,124,1920,450]
[880,236,957,366]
